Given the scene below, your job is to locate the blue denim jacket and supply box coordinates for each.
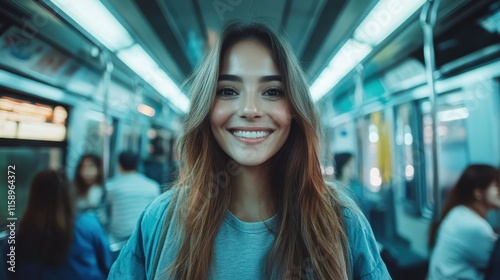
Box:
[109,189,391,280]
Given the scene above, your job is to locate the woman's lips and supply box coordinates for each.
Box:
[228,129,274,145]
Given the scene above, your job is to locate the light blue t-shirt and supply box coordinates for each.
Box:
[108,189,390,279]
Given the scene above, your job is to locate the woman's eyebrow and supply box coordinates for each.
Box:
[217,74,282,83]
[218,74,242,82]
[259,75,282,83]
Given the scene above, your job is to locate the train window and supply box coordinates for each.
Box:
[0,147,64,232]
[121,124,141,153]
[83,110,114,155]
[358,111,391,193]
[0,93,67,232]
[329,121,357,180]
[81,111,118,179]
[0,96,68,141]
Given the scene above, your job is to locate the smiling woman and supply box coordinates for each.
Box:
[211,38,292,167]
[108,22,390,280]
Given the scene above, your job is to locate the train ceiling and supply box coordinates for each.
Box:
[107,0,358,85]
[105,0,487,84]
[0,0,496,107]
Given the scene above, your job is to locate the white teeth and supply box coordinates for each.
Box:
[232,130,270,139]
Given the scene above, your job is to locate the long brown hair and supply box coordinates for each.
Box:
[167,22,351,279]
[428,164,499,248]
[18,169,75,265]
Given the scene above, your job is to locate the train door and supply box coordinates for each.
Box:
[420,92,470,211]
[357,110,394,241]
[394,102,428,215]
[81,110,117,179]
[393,101,433,257]
[392,93,472,258]
[143,126,174,190]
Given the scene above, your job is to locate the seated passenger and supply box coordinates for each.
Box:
[74,154,105,212]
[106,151,160,242]
[428,164,500,280]
[1,170,111,280]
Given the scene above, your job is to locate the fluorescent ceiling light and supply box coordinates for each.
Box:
[438,107,469,122]
[311,0,426,101]
[311,39,372,101]
[138,104,155,117]
[49,0,134,51]
[354,0,426,46]
[48,0,189,112]
[117,45,190,112]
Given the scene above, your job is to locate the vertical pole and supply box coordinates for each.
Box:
[100,51,114,183]
[354,64,364,181]
[132,81,141,154]
[420,0,441,220]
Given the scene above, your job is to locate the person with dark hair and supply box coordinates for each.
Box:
[109,22,389,280]
[74,154,105,211]
[106,151,160,242]
[428,164,500,280]
[0,169,111,280]
[334,152,355,184]
[334,152,372,219]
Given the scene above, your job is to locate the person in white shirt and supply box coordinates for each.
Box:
[428,164,500,280]
[106,151,160,242]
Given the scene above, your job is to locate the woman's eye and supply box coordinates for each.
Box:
[217,88,238,96]
[264,89,283,97]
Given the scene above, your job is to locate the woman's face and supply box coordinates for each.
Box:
[210,39,292,167]
[484,181,500,209]
[79,159,99,185]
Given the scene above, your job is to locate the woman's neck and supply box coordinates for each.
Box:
[229,161,276,222]
[466,201,488,219]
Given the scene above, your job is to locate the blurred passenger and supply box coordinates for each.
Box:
[106,151,160,242]
[74,154,105,211]
[109,22,390,279]
[428,164,500,280]
[334,152,371,218]
[1,170,111,280]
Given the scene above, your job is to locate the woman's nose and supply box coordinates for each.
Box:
[237,92,262,119]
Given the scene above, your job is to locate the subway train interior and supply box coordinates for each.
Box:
[1,0,499,279]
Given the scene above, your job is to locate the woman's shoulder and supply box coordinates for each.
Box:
[443,206,495,237]
[141,188,179,219]
[325,180,368,229]
[126,188,183,240]
[326,180,391,279]
[108,189,183,279]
